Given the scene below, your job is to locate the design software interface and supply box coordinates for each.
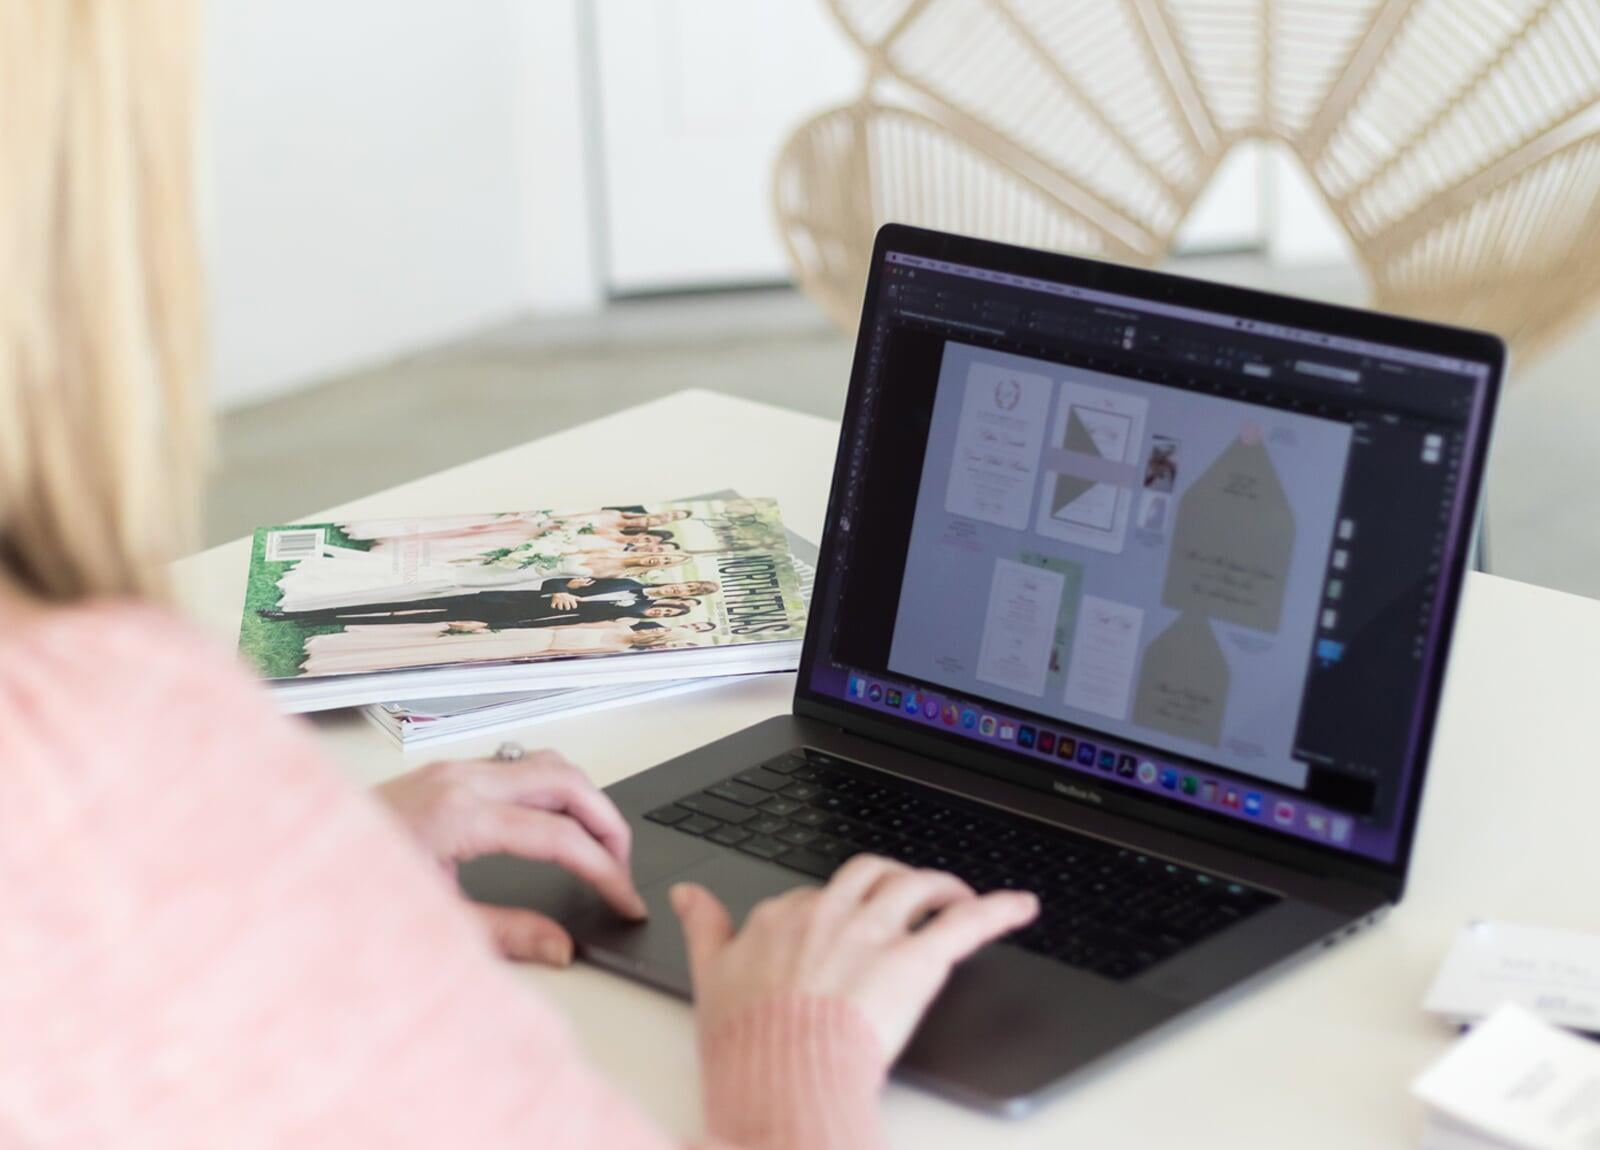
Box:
[807,250,1490,864]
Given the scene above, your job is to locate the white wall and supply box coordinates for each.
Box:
[516,0,605,314]
[202,0,599,410]
[1175,143,1267,254]
[1264,145,1360,268]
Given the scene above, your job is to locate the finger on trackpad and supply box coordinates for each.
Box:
[582,857,812,994]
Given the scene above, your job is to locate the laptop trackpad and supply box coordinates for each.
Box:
[583,856,811,997]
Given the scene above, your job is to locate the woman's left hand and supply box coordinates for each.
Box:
[375,751,647,966]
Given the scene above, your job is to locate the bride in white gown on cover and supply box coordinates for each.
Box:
[340,510,555,545]
[299,617,696,677]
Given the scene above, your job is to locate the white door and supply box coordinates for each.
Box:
[592,0,861,293]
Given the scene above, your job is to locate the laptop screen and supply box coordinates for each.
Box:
[802,240,1497,867]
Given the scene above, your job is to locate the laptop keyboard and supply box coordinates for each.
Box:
[645,749,1278,981]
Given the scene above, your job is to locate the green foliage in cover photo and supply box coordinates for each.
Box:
[239,524,367,679]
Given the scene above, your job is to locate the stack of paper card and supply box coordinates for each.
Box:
[1413,1003,1600,1149]
[362,677,745,747]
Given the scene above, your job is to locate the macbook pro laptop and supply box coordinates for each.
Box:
[461,224,1504,1114]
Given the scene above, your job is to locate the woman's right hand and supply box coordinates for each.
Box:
[670,855,1038,1065]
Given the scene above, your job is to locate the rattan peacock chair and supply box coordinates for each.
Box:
[773,0,1600,362]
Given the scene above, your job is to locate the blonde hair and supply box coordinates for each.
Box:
[0,1,205,602]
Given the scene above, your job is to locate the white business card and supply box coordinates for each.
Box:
[1425,921,1600,1033]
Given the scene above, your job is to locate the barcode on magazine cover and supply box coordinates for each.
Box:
[266,529,324,562]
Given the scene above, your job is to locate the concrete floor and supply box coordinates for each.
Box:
[208,287,854,544]
[209,259,1600,600]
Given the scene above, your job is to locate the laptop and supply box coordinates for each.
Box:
[461,224,1504,1114]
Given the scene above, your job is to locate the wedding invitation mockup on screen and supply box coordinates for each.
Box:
[889,343,1351,791]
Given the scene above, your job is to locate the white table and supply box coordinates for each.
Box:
[177,388,1600,1148]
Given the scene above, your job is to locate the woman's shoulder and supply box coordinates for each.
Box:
[0,599,269,744]
[3,597,235,679]
[0,598,338,854]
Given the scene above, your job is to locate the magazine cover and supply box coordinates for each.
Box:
[238,498,807,682]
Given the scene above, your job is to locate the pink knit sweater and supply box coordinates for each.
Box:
[0,603,887,1148]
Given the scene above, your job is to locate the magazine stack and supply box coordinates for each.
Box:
[237,497,810,723]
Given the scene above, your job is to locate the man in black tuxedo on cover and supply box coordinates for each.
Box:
[259,576,721,629]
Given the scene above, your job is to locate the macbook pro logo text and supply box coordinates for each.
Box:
[1053,780,1102,806]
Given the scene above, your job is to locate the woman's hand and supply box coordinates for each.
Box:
[671,855,1037,1064]
[376,751,647,966]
